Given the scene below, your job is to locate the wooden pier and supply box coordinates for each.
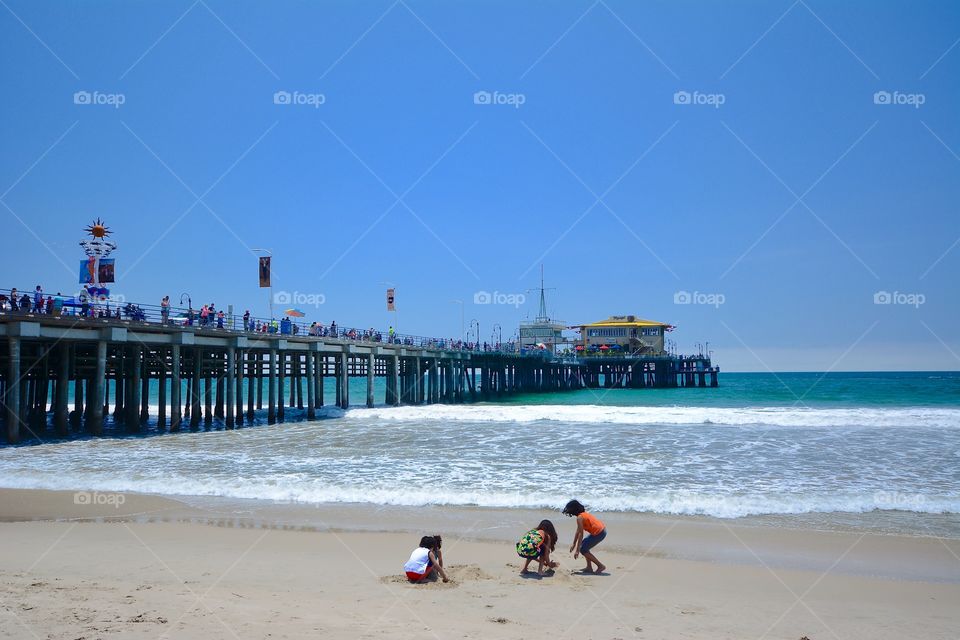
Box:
[0,316,718,444]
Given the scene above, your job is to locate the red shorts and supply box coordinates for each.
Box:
[406,570,428,582]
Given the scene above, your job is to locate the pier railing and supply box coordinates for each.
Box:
[0,288,523,355]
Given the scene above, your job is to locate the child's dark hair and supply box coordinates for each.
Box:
[419,536,435,549]
[537,520,558,551]
[433,535,442,549]
[562,499,586,517]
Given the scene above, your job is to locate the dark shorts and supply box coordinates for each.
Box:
[580,528,606,554]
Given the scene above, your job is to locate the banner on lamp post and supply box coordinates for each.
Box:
[258,256,271,288]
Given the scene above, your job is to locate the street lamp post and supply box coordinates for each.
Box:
[469,319,479,350]
[492,323,502,350]
[252,248,273,319]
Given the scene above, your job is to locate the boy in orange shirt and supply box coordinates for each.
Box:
[563,499,607,574]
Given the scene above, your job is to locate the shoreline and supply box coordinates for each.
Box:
[2,488,958,584]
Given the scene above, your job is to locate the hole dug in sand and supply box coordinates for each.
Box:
[380,564,494,588]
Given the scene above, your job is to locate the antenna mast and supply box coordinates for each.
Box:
[537,264,548,321]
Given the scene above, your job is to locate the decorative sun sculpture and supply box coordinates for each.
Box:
[84,218,112,238]
[80,218,117,257]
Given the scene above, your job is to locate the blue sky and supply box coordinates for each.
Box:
[1,0,958,371]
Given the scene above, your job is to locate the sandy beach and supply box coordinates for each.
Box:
[1,488,957,639]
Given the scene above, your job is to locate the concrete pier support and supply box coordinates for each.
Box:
[158,358,167,429]
[444,362,454,402]
[171,344,181,431]
[90,340,106,436]
[5,336,21,443]
[140,359,149,425]
[306,347,316,419]
[277,350,285,422]
[54,342,69,437]
[235,349,244,426]
[268,348,277,424]
[386,355,399,406]
[366,353,375,408]
[415,357,424,405]
[339,351,350,409]
[129,347,142,431]
[247,351,251,424]
[256,352,264,410]
[314,352,323,408]
[190,350,202,429]
[226,346,236,428]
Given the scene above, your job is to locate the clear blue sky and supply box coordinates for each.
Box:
[2,0,958,371]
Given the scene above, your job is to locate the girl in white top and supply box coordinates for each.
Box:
[404,536,449,583]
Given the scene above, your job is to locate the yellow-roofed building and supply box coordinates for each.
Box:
[573,315,673,355]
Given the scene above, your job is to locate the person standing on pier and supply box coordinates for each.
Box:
[243,310,251,331]
[33,285,43,313]
[160,296,170,324]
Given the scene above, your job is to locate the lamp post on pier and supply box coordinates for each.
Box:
[469,319,479,350]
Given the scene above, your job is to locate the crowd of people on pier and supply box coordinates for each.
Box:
[1,285,519,354]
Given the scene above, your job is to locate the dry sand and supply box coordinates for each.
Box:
[0,488,958,639]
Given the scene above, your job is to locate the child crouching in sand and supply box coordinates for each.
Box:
[516,520,559,575]
[404,536,449,583]
[563,500,607,574]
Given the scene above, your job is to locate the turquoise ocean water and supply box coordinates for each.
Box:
[1,371,958,535]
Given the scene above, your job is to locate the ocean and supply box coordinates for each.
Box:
[2,371,958,536]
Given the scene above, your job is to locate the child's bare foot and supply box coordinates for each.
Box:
[595,564,607,573]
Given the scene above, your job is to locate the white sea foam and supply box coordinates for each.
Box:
[2,402,958,522]
[2,471,958,518]
[343,404,960,429]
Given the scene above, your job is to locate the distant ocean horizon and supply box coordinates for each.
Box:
[2,371,958,535]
